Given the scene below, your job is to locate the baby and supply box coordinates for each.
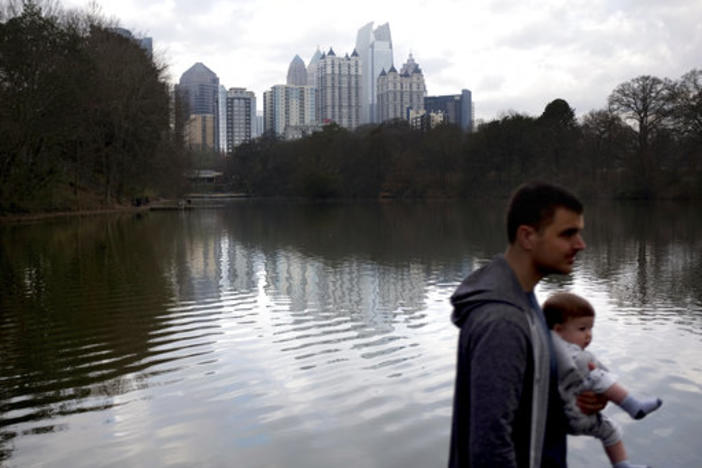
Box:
[543,292,662,468]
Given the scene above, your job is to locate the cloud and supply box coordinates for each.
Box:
[414,56,453,78]
[61,0,702,120]
[477,74,506,93]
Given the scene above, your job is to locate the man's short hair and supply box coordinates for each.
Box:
[543,292,595,329]
[506,181,583,244]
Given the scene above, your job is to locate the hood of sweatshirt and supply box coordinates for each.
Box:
[450,255,528,327]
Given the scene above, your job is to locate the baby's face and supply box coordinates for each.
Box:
[555,316,594,349]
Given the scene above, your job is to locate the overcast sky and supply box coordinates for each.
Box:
[60,0,701,121]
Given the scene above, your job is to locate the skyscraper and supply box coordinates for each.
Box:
[225,88,256,152]
[287,55,307,86]
[315,48,361,129]
[377,53,426,122]
[178,62,219,116]
[178,63,220,150]
[424,89,474,132]
[307,48,322,87]
[355,22,393,124]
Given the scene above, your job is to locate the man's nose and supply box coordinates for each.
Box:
[574,235,586,250]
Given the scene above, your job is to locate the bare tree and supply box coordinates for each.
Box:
[580,109,636,186]
[672,69,702,139]
[608,75,675,153]
[0,0,85,210]
[608,75,676,187]
[0,1,183,212]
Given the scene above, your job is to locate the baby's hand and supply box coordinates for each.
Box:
[588,361,597,371]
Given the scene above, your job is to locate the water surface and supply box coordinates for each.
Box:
[1,201,700,467]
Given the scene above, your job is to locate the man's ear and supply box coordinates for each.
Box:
[553,323,563,334]
[515,224,537,250]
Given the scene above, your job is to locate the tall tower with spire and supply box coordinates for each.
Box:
[355,22,393,124]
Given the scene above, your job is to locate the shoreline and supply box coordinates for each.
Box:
[0,205,150,224]
[2,195,699,224]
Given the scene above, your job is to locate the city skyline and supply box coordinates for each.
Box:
[60,0,702,122]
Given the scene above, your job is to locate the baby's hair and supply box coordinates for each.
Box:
[543,292,595,329]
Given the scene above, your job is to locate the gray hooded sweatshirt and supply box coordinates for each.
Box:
[448,255,551,468]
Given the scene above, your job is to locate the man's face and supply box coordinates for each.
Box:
[529,207,586,275]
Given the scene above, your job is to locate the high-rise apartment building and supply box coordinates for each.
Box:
[355,22,393,124]
[263,85,316,138]
[315,48,361,129]
[254,111,264,138]
[377,54,426,122]
[287,55,308,86]
[178,62,220,150]
[218,85,227,152]
[424,89,474,132]
[225,88,256,152]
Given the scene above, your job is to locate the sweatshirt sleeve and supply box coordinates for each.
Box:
[552,332,587,397]
[464,311,529,468]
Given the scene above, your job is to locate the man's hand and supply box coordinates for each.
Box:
[576,362,607,414]
[576,390,608,414]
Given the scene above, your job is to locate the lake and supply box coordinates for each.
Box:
[1,200,700,467]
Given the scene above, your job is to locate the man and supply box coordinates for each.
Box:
[448,182,602,468]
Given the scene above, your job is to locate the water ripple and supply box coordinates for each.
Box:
[2,203,702,467]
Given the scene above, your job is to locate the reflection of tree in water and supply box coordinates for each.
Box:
[0,214,203,460]
[582,201,702,313]
[219,200,505,266]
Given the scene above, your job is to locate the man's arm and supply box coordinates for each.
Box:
[576,362,608,414]
[466,315,529,467]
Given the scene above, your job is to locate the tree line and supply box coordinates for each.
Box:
[227,71,701,200]
[0,0,188,214]
[2,2,700,215]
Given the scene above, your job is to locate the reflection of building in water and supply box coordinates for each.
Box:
[166,221,258,301]
[163,211,476,331]
[165,212,480,326]
[227,243,258,293]
[188,234,217,281]
[263,250,320,313]
[262,251,429,332]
